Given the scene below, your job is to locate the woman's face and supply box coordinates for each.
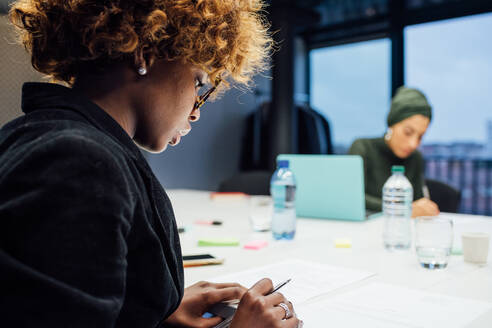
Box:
[387,114,430,159]
[132,59,207,153]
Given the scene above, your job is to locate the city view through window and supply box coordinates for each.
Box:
[406,13,492,215]
[310,13,492,214]
[406,12,492,158]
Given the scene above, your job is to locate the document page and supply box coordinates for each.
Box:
[212,259,375,304]
[297,282,492,328]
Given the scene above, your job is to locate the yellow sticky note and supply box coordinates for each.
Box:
[334,238,352,248]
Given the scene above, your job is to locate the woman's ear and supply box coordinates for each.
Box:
[385,127,393,141]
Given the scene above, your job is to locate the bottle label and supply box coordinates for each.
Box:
[285,185,296,203]
[272,184,296,208]
[383,187,413,218]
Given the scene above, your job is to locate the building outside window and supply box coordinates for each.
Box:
[310,12,492,214]
[406,12,492,215]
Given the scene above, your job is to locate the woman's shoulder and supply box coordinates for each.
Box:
[0,119,139,217]
[348,137,382,155]
[0,116,131,180]
[3,114,124,157]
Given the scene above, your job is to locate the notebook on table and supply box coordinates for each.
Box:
[277,154,366,221]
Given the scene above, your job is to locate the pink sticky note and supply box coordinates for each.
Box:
[244,240,268,250]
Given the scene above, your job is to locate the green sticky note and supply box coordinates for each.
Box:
[198,238,240,247]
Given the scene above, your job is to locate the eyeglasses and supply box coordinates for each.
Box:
[193,76,222,111]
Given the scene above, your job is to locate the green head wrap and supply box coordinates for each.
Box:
[387,87,432,126]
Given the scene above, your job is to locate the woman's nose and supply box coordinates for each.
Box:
[409,137,419,150]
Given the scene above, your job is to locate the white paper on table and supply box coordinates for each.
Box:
[211,259,375,304]
[297,282,492,328]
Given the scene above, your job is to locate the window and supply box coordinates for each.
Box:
[406,13,492,215]
[406,13,492,148]
[310,39,390,153]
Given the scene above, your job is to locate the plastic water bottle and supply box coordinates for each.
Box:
[382,165,413,250]
[270,160,297,240]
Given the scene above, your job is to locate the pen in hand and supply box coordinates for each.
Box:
[269,278,291,295]
[225,278,292,305]
[213,279,293,328]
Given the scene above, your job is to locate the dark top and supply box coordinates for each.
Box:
[0,83,184,327]
[348,137,425,212]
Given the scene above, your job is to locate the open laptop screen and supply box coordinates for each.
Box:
[277,154,366,221]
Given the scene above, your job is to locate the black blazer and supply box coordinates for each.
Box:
[0,83,184,327]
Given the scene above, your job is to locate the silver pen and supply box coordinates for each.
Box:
[269,278,292,295]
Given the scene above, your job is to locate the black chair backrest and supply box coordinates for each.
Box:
[310,109,334,155]
[426,179,462,213]
[218,170,271,195]
[240,102,333,171]
[298,107,326,154]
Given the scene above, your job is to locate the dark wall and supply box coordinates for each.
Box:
[0,15,44,125]
[146,76,271,191]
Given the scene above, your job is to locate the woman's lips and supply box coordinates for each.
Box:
[169,128,191,146]
[169,135,181,146]
[400,149,413,157]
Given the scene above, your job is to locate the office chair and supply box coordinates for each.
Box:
[426,179,462,213]
[218,170,272,195]
[239,102,333,171]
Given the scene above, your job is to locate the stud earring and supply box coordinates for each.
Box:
[138,67,147,76]
[384,128,393,141]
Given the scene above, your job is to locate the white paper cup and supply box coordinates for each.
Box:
[462,232,490,264]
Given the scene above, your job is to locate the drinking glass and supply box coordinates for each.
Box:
[249,196,272,232]
[415,216,453,269]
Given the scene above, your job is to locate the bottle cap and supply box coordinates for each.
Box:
[391,165,405,173]
[277,160,289,168]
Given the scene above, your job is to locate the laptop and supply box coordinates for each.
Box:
[277,154,366,221]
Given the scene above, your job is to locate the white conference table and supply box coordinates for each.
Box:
[167,189,492,328]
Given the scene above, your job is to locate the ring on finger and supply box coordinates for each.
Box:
[288,301,296,317]
[277,302,293,320]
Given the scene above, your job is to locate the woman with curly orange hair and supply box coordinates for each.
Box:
[0,0,302,327]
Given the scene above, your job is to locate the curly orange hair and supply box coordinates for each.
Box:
[9,0,272,90]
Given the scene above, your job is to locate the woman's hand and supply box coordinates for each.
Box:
[412,198,440,218]
[230,278,302,328]
[164,281,246,328]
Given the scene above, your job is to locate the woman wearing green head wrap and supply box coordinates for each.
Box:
[348,86,440,218]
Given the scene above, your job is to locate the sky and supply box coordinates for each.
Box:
[310,12,492,147]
